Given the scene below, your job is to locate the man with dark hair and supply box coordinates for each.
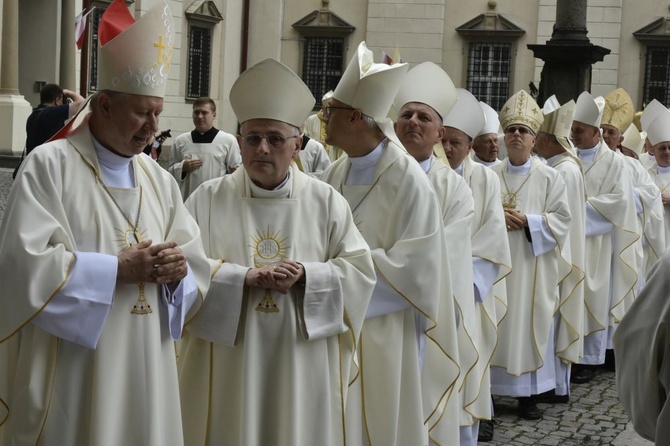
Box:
[168,97,241,199]
[26,83,84,153]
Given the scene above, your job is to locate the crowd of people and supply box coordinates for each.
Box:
[2,0,670,445]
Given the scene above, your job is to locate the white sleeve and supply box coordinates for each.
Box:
[297,262,347,341]
[527,214,558,257]
[633,188,643,214]
[32,251,116,349]
[473,257,500,303]
[585,201,614,237]
[186,262,248,347]
[365,269,412,319]
[162,264,199,340]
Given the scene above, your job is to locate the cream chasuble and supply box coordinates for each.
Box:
[578,142,639,364]
[322,141,461,446]
[490,157,571,376]
[427,159,483,429]
[621,154,665,281]
[648,164,670,248]
[168,130,241,200]
[614,250,670,445]
[0,120,211,446]
[546,153,586,364]
[178,166,375,446]
[458,155,512,420]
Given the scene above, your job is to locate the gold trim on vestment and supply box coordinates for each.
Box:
[36,338,61,445]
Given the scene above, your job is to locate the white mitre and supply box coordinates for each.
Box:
[443,89,486,140]
[621,124,647,155]
[573,91,606,128]
[646,107,670,146]
[641,99,669,133]
[230,58,315,127]
[333,41,408,147]
[393,61,458,121]
[477,102,501,137]
[97,0,174,98]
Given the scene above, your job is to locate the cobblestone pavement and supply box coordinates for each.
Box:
[0,167,653,446]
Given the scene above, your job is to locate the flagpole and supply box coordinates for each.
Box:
[79,0,92,97]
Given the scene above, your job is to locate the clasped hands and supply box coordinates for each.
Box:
[117,240,187,286]
[245,260,305,294]
[504,209,528,232]
[662,192,670,206]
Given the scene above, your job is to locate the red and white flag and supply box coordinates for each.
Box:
[380,49,393,65]
[75,7,95,50]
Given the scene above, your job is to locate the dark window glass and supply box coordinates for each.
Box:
[643,47,670,106]
[302,36,345,107]
[467,42,512,111]
[187,25,212,99]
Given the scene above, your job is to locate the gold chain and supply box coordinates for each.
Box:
[94,172,143,242]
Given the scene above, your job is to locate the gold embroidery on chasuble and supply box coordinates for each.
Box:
[250,227,289,313]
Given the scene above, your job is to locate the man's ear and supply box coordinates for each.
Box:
[436,126,446,145]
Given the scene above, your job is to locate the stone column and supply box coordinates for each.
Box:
[528,0,610,105]
[0,0,20,94]
[60,0,77,90]
[0,0,33,156]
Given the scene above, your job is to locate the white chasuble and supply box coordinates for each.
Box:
[621,155,665,282]
[168,130,241,200]
[490,157,571,376]
[649,164,670,249]
[614,250,670,445]
[547,154,586,364]
[0,121,211,446]
[459,156,512,419]
[178,166,375,446]
[579,143,638,358]
[322,141,461,446]
[428,160,482,428]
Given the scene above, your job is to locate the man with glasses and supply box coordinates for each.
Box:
[322,42,460,446]
[178,58,375,446]
[489,90,571,421]
[569,91,638,385]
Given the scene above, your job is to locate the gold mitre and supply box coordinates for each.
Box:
[230,59,315,128]
[334,41,408,146]
[540,96,575,152]
[622,124,647,155]
[499,90,543,134]
[601,88,634,132]
[97,0,174,98]
[394,62,458,121]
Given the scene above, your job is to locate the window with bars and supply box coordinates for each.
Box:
[643,46,670,106]
[187,25,213,99]
[302,36,345,106]
[466,42,512,111]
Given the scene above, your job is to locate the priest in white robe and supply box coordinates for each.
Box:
[293,135,331,178]
[644,107,670,249]
[570,91,639,385]
[0,2,211,445]
[489,90,571,421]
[393,64,478,446]
[168,97,241,200]
[534,97,586,401]
[177,59,375,446]
[601,89,664,290]
[321,42,461,446]
[472,101,502,168]
[614,248,670,446]
[439,87,513,444]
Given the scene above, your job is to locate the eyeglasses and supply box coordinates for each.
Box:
[324,105,354,119]
[505,126,533,135]
[240,134,300,148]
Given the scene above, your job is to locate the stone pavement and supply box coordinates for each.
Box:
[0,167,655,445]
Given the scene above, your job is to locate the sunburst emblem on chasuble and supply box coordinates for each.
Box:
[250,227,290,313]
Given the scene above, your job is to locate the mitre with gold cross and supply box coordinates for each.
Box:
[97,0,174,98]
[601,88,634,133]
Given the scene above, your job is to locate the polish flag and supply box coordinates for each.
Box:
[380,49,392,65]
[75,7,95,50]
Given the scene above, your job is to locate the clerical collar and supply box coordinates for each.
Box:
[507,157,531,174]
[473,154,498,167]
[249,170,291,199]
[658,165,670,175]
[349,142,384,170]
[417,155,434,174]
[577,144,598,162]
[546,153,564,167]
[191,127,219,144]
[453,161,464,177]
[93,136,134,188]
